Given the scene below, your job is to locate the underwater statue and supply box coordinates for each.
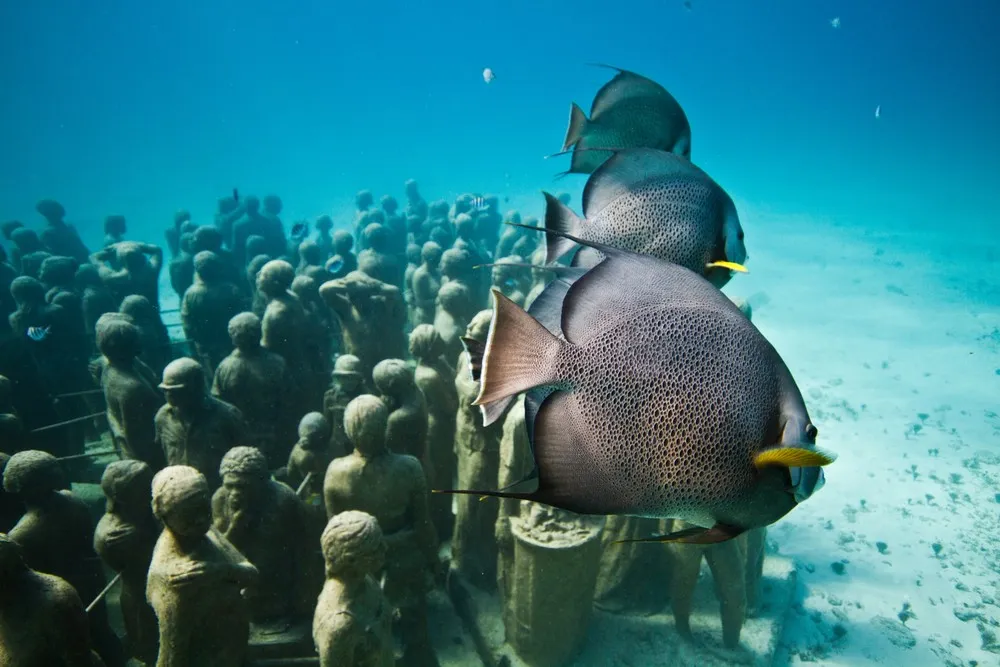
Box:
[147,465,259,667]
[323,394,439,667]
[313,510,394,667]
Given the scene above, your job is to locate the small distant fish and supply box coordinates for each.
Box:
[233,187,240,202]
[470,197,490,213]
[291,221,309,239]
[27,326,50,342]
[830,17,841,28]
[483,68,495,84]
[683,0,693,10]
[875,105,881,119]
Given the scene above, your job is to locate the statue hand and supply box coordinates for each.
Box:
[168,561,219,587]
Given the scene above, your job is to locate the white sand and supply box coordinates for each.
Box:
[724,203,1000,666]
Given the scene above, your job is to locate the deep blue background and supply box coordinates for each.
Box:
[1,0,997,245]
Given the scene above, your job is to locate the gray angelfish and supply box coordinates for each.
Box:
[442,229,834,545]
[544,147,748,288]
[555,65,692,175]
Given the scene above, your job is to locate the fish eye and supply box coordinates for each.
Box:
[737,230,745,241]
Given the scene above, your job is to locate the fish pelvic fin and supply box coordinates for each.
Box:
[705,260,749,273]
[613,522,744,545]
[754,447,837,470]
[562,102,589,151]
[473,289,565,422]
[542,192,584,263]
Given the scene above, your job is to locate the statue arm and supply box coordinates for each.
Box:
[318,619,358,665]
[141,243,163,272]
[319,279,351,317]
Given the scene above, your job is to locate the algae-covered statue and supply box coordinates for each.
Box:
[3,450,126,667]
[323,354,366,457]
[409,324,458,541]
[285,411,333,500]
[323,395,439,667]
[212,312,295,467]
[313,510,394,667]
[181,250,246,375]
[410,241,443,325]
[147,465,259,667]
[93,460,160,664]
[211,446,317,630]
[0,532,107,667]
[372,358,429,462]
[154,358,248,490]
[96,316,166,469]
[451,310,503,591]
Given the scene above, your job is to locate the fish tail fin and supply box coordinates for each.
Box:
[474,289,564,423]
[542,192,583,263]
[463,334,518,424]
[562,102,589,151]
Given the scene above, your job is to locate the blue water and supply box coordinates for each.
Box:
[2,0,998,244]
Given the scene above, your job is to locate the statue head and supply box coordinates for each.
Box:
[1,220,23,241]
[228,311,261,352]
[35,199,66,225]
[244,195,261,215]
[262,195,282,216]
[362,222,389,252]
[408,324,445,362]
[429,224,453,249]
[440,248,471,281]
[298,239,321,266]
[116,242,149,273]
[372,359,414,408]
[405,243,422,266]
[435,280,471,315]
[466,309,494,342]
[38,255,78,288]
[291,275,317,303]
[343,395,388,457]
[298,412,330,450]
[332,229,353,255]
[10,228,42,253]
[420,241,442,269]
[151,466,212,540]
[174,209,192,227]
[315,215,333,233]
[380,195,399,216]
[332,354,364,393]
[192,225,223,253]
[404,179,420,200]
[455,213,475,240]
[246,234,268,259]
[193,250,224,284]
[119,294,155,323]
[321,510,385,578]
[10,276,46,308]
[428,199,449,220]
[96,316,142,365]
[219,446,269,511]
[256,259,295,298]
[75,263,102,289]
[159,358,207,410]
[104,214,127,236]
[2,450,65,504]
[101,460,154,519]
[355,190,374,211]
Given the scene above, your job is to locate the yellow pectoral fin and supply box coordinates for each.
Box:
[706,261,749,273]
[754,447,836,470]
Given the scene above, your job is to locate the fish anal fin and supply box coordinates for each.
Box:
[480,394,516,427]
[474,290,564,409]
[542,192,584,263]
[614,522,744,545]
[562,102,589,151]
[754,447,836,470]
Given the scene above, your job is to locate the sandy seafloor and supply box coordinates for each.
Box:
[151,196,999,666]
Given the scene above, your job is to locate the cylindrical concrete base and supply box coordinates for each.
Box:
[506,516,603,667]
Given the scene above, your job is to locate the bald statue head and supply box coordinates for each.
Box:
[151,466,212,541]
[343,395,388,458]
[320,510,386,579]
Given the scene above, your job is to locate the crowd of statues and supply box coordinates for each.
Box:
[0,186,768,667]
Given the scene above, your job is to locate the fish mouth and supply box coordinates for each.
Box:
[789,466,825,503]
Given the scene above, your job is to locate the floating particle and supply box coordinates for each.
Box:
[875,104,881,119]
[483,68,495,84]
[830,17,841,28]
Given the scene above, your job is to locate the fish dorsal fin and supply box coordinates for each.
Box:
[753,447,837,470]
[582,148,707,217]
[588,66,673,119]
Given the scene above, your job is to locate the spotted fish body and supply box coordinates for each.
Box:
[454,236,829,543]
[545,148,747,288]
[561,66,691,175]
